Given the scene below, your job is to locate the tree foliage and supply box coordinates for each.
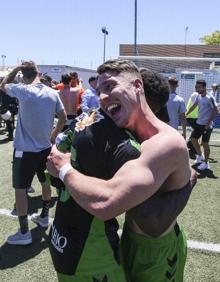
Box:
[200,30,220,45]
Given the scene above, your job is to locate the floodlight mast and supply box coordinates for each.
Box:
[102,27,108,63]
[134,0,138,56]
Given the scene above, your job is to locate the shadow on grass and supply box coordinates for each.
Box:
[0,128,7,135]
[208,157,218,164]
[27,195,57,215]
[0,226,49,269]
[0,138,12,144]
[192,165,219,179]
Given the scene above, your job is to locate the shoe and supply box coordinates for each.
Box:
[11,207,17,216]
[193,154,204,164]
[27,186,35,193]
[197,162,209,170]
[7,230,32,245]
[7,136,13,141]
[31,213,49,228]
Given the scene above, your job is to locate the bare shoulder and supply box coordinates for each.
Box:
[141,127,187,162]
[140,126,190,184]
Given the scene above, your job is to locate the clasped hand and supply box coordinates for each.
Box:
[46,145,71,178]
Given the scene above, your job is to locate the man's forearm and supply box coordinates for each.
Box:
[0,67,21,91]
[51,111,67,143]
[206,109,218,128]
[54,115,67,133]
[181,116,187,137]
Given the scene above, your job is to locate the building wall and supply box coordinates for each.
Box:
[127,58,211,73]
[120,44,220,57]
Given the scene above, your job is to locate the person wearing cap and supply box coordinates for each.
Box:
[80,76,99,113]
[167,77,187,139]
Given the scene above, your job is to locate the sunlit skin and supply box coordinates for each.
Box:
[46,61,191,222]
[96,72,148,136]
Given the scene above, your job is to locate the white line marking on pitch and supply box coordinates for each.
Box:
[1,208,220,253]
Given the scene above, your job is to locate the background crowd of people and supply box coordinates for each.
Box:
[0,60,219,282]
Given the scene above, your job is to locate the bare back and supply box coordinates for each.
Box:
[125,125,191,236]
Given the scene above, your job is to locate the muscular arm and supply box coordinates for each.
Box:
[47,132,191,221]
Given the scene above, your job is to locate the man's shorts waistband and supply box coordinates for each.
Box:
[122,223,180,248]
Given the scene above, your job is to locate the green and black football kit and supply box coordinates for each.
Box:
[48,109,190,282]
[49,110,139,281]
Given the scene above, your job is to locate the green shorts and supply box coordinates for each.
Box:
[120,223,187,282]
[57,265,126,282]
[52,216,126,282]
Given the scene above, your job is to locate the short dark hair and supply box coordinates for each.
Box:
[97,59,141,78]
[168,76,178,86]
[21,61,38,80]
[88,76,97,83]
[61,74,71,85]
[140,68,169,110]
[196,79,206,87]
[43,74,52,82]
[69,72,78,79]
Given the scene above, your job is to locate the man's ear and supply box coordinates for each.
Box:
[133,78,143,94]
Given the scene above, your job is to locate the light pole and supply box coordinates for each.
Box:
[1,54,6,70]
[102,26,108,63]
[134,0,138,56]
[184,26,189,56]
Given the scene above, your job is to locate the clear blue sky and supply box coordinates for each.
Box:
[1,0,219,70]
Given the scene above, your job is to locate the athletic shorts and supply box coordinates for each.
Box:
[191,124,213,142]
[12,147,51,189]
[186,118,197,130]
[120,223,187,282]
[57,266,125,282]
[49,215,126,282]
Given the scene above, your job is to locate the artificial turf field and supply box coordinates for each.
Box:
[0,127,220,282]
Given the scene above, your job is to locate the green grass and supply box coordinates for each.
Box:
[0,127,220,281]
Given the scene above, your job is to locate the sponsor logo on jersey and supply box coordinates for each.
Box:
[75,110,104,132]
[51,224,67,253]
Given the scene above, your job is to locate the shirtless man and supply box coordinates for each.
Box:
[47,60,193,281]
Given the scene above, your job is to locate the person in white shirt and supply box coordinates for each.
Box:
[210,83,218,102]
[167,77,187,139]
[186,79,219,170]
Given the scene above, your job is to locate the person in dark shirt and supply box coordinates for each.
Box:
[0,88,18,141]
[46,65,196,282]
